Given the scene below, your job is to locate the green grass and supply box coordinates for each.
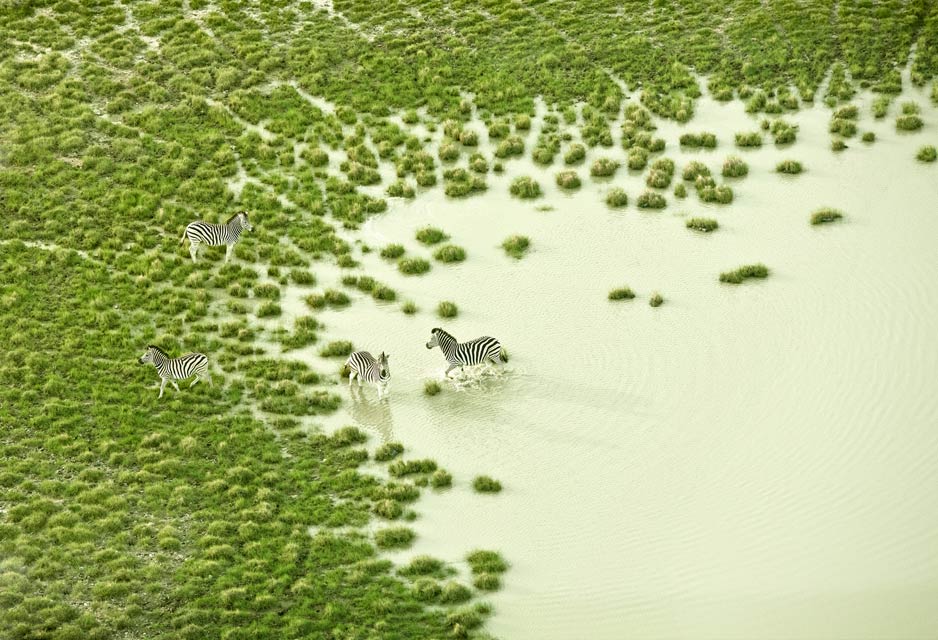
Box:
[637,191,667,209]
[721,156,748,178]
[810,208,844,225]
[776,160,803,174]
[674,183,688,198]
[375,527,417,550]
[381,243,406,259]
[896,114,923,131]
[430,469,453,488]
[734,132,763,147]
[424,380,442,396]
[608,287,635,300]
[917,145,937,162]
[502,235,531,259]
[686,217,718,232]
[466,550,508,574]
[472,476,503,493]
[682,161,711,181]
[590,157,620,177]
[699,184,734,204]
[398,258,431,275]
[649,292,664,307]
[719,264,770,283]
[556,170,582,189]
[402,300,418,315]
[564,143,586,164]
[374,442,405,461]
[433,244,467,263]
[320,340,354,357]
[415,227,449,245]
[509,176,542,199]
[679,132,717,148]
[437,301,458,318]
[606,188,629,207]
[831,139,848,151]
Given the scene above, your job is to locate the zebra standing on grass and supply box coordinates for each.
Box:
[345,351,391,399]
[138,345,211,398]
[426,327,504,376]
[180,211,253,263]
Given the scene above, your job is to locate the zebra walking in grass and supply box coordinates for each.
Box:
[345,351,391,399]
[425,327,504,376]
[180,211,253,263]
[138,345,211,398]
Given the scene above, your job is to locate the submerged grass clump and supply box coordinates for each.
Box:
[437,301,458,318]
[679,132,717,148]
[719,264,770,283]
[415,227,449,245]
[555,170,581,189]
[917,145,937,162]
[810,208,844,225]
[509,176,542,199]
[473,476,502,493]
[564,143,586,164]
[682,161,710,181]
[735,132,763,147]
[424,380,442,396]
[699,184,734,204]
[320,340,354,357]
[637,191,666,209]
[502,235,530,259]
[590,157,620,177]
[374,442,405,461]
[896,114,923,131]
[606,188,629,207]
[721,156,748,178]
[433,244,467,264]
[608,287,635,300]
[776,160,803,174]
[649,293,664,307]
[381,243,406,259]
[686,217,718,232]
[398,258,431,275]
[375,527,416,550]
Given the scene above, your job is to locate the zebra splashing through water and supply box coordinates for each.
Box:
[425,327,504,376]
[138,345,211,398]
[180,211,253,263]
[345,351,391,399]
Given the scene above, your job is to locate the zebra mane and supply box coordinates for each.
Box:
[432,327,454,339]
[225,211,245,224]
[148,345,169,357]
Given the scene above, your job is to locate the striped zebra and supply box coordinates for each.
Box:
[180,211,253,263]
[345,351,391,399]
[425,327,504,376]
[138,345,211,398]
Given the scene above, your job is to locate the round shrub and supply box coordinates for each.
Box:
[437,301,458,318]
[776,160,803,174]
[608,287,635,300]
[721,156,748,177]
[509,176,541,199]
[590,157,620,177]
[415,227,448,245]
[682,161,710,181]
[896,115,923,131]
[605,188,628,208]
[380,243,405,259]
[398,258,431,275]
[433,244,466,263]
[555,170,581,189]
[502,235,530,259]
[916,145,937,162]
[564,143,586,164]
[674,183,687,198]
[473,476,502,493]
[637,191,666,209]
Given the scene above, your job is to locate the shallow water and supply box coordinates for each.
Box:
[282,85,938,638]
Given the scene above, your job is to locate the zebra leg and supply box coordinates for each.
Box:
[348,370,357,386]
[159,378,167,398]
[445,363,457,376]
[189,240,199,263]
[225,243,233,263]
[489,353,502,365]
[171,380,181,392]
[189,376,200,388]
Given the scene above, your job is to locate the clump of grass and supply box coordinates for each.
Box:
[387,180,416,198]
[605,188,628,207]
[901,101,921,115]
[398,258,431,275]
[831,139,847,151]
[699,184,734,204]
[437,301,458,318]
[320,340,354,357]
[686,217,718,232]
[256,301,282,317]
[494,135,525,158]
[375,527,416,550]
[735,132,762,147]
[674,183,687,198]
[649,293,664,307]
[381,243,405,259]
[401,300,418,315]
[721,156,748,178]
[389,459,438,477]
[679,132,717,148]
[608,287,635,300]
[861,131,876,143]
[502,235,530,259]
[810,208,844,225]
[415,226,449,245]
[374,442,404,461]
[829,118,857,137]
[564,143,586,164]
[590,157,620,177]
[424,380,441,396]
[473,573,501,591]
[637,191,666,209]
[872,95,890,119]
[430,469,452,488]
[896,114,923,131]
[719,264,770,283]
[627,147,649,170]
[776,160,803,174]
[682,161,710,181]
[411,578,442,602]
[433,244,467,263]
[399,555,447,577]
[555,170,581,189]
[509,176,542,199]
[473,476,502,493]
[372,285,397,302]
[916,145,937,162]
[466,550,508,574]
[469,153,488,173]
[440,581,473,604]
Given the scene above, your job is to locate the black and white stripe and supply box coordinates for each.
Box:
[180,211,253,263]
[345,351,391,398]
[345,351,391,399]
[425,327,504,376]
[138,345,211,398]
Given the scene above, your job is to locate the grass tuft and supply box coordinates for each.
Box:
[719,264,769,283]
[433,245,467,263]
[502,235,530,259]
[721,156,748,178]
[649,292,664,307]
[398,258,431,275]
[686,218,718,232]
[472,476,502,493]
[810,208,844,225]
[509,176,542,199]
[320,341,354,357]
[606,188,628,207]
[375,527,416,550]
[415,227,449,245]
[776,160,803,174]
[916,145,937,162]
[437,301,458,318]
[555,170,581,189]
[608,287,635,300]
[424,380,442,396]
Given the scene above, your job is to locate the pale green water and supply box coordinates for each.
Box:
[273,84,938,638]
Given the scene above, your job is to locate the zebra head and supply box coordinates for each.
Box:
[238,211,253,231]
[377,352,390,379]
[426,328,442,350]
[138,345,157,365]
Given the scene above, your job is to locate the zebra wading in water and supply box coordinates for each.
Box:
[345,351,391,399]
[180,211,253,263]
[138,345,211,398]
[426,327,504,376]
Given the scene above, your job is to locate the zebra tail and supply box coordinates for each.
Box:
[180,224,189,245]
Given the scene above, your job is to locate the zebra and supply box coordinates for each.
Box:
[425,327,504,376]
[180,211,253,263]
[138,345,211,398]
[345,351,391,399]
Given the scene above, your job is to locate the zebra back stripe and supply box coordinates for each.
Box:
[434,329,502,366]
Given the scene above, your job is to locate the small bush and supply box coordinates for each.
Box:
[473,476,502,493]
[401,300,417,315]
[719,264,769,283]
[473,573,501,591]
[627,147,649,170]
[430,469,452,487]
[372,285,397,302]
[721,156,748,178]
[256,301,281,317]
[734,132,762,147]
[674,183,687,198]
[682,161,710,181]
[433,244,466,263]
[320,340,354,357]
[564,143,586,164]
[896,115,923,131]
[381,243,405,259]
[608,287,635,300]
[679,132,717,148]
[494,135,525,158]
[437,301,458,318]
[590,157,620,177]
[398,258,431,275]
[831,139,847,151]
[637,191,666,209]
[686,218,718,232]
[776,160,803,174]
[466,550,508,574]
[810,208,844,225]
[509,176,541,199]
[699,184,733,204]
[862,131,876,143]
[606,188,628,207]
[556,170,581,189]
[424,380,442,396]
[375,527,416,549]
[502,235,530,259]
[415,227,449,245]
[290,269,316,285]
[916,145,937,162]
[387,180,416,198]
[649,293,664,307]
[374,442,404,461]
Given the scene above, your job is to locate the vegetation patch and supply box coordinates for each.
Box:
[502,235,531,259]
[509,176,542,199]
[424,380,442,396]
[608,287,636,300]
[556,170,582,189]
[416,227,449,245]
[637,191,667,209]
[606,188,629,208]
[686,218,718,232]
[917,146,937,162]
[433,244,467,264]
[473,476,503,493]
[776,160,803,174]
[437,301,459,318]
[810,208,844,225]
[398,258,432,275]
[719,264,770,283]
[721,156,748,178]
[649,293,664,307]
